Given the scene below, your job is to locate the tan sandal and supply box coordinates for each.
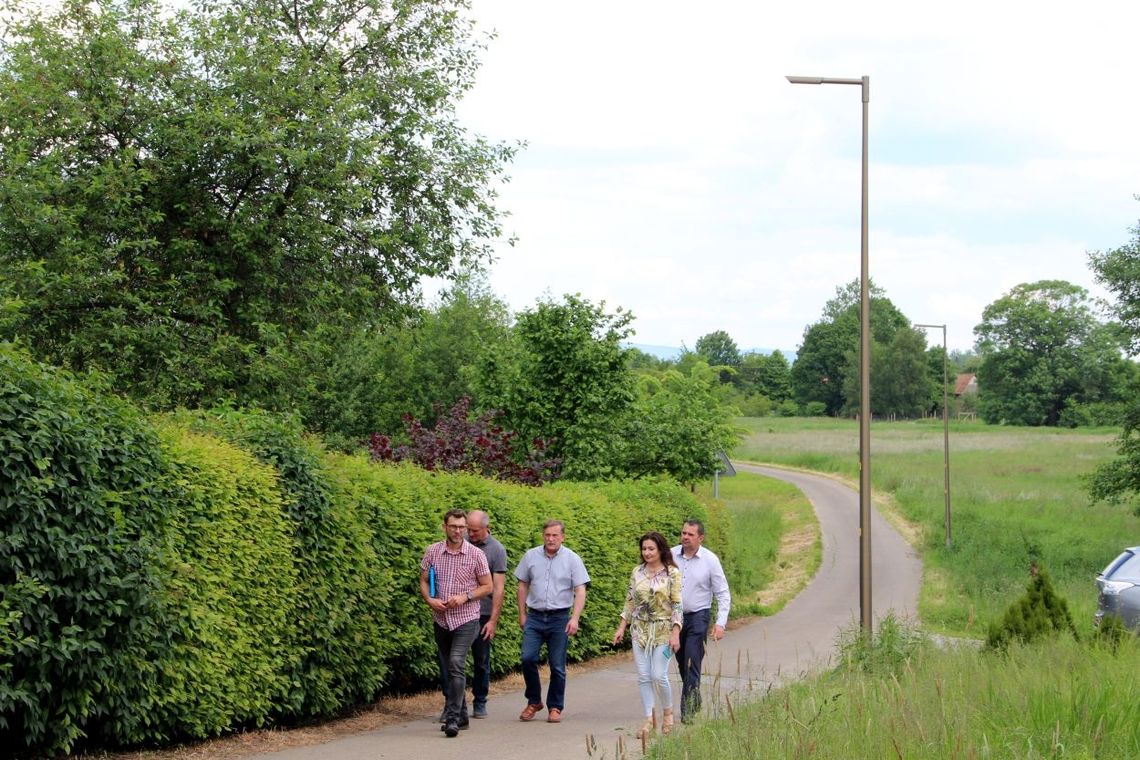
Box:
[636,711,657,739]
[662,709,674,735]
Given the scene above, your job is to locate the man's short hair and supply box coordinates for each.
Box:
[543,519,565,534]
[683,519,705,536]
[444,508,468,524]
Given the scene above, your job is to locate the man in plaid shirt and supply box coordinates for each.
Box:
[420,508,493,738]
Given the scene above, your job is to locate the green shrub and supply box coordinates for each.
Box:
[318,455,447,690]
[1058,400,1126,428]
[0,345,170,753]
[986,565,1079,650]
[803,401,827,417]
[147,425,298,739]
[775,400,800,417]
[1092,612,1129,652]
[173,408,389,718]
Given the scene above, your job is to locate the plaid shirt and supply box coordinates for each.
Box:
[421,540,490,631]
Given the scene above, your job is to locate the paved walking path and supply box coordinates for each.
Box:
[256,464,922,759]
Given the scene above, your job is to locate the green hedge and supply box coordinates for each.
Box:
[147,424,298,739]
[1,348,729,754]
[174,409,390,718]
[1,346,170,752]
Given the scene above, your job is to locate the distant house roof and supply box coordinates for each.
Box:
[955,373,977,396]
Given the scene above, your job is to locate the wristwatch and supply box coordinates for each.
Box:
[466,590,474,601]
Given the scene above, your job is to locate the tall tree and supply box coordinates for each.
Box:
[974,280,1127,426]
[739,350,792,402]
[877,327,934,418]
[476,295,635,480]
[1089,212,1140,354]
[0,0,515,408]
[1088,208,1140,510]
[620,361,742,486]
[302,274,513,448]
[694,330,742,369]
[791,279,910,415]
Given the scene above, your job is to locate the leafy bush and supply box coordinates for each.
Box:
[146,425,299,738]
[0,346,170,753]
[803,401,828,417]
[986,565,1079,650]
[737,393,773,418]
[2,354,723,752]
[775,400,800,417]
[174,408,390,718]
[1058,400,1126,428]
[368,396,560,485]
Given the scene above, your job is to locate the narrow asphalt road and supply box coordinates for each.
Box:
[257,464,922,759]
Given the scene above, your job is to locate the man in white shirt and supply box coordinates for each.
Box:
[671,519,731,724]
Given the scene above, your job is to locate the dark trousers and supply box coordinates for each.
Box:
[678,608,710,720]
[471,615,492,707]
[434,618,479,725]
[520,609,570,710]
[437,614,492,709]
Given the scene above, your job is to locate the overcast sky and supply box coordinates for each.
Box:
[452,0,1140,354]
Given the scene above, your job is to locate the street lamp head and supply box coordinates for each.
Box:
[786,75,824,84]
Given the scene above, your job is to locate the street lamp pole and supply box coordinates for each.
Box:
[914,323,952,548]
[787,74,872,632]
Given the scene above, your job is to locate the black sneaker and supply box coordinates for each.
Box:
[444,721,459,738]
[440,716,470,731]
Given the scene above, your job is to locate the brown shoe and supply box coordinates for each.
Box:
[547,708,562,723]
[519,703,544,722]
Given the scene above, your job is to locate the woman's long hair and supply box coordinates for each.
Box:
[639,531,676,569]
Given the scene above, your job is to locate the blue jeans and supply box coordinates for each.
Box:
[521,609,570,710]
[434,619,479,725]
[678,609,710,720]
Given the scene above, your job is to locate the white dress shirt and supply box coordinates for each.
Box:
[671,545,731,628]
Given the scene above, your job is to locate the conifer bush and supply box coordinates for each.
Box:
[986,565,1079,650]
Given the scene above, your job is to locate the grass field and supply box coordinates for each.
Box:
[732,416,1136,636]
[643,417,1140,759]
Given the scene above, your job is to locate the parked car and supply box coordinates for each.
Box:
[1094,546,1140,631]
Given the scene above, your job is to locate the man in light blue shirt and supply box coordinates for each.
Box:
[515,519,590,724]
[671,518,730,723]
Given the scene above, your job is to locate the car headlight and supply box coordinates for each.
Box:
[1100,579,1136,595]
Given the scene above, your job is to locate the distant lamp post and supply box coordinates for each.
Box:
[914,323,951,548]
[787,74,872,632]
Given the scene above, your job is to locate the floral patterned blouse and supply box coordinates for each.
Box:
[620,563,683,648]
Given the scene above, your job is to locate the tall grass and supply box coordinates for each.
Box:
[732,417,1136,636]
[650,626,1140,759]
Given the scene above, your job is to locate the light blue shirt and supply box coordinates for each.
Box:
[671,544,731,628]
[515,545,590,610]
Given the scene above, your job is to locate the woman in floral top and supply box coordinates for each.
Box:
[611,531,683,738]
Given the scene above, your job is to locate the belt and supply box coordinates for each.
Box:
[527,607,570,615]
